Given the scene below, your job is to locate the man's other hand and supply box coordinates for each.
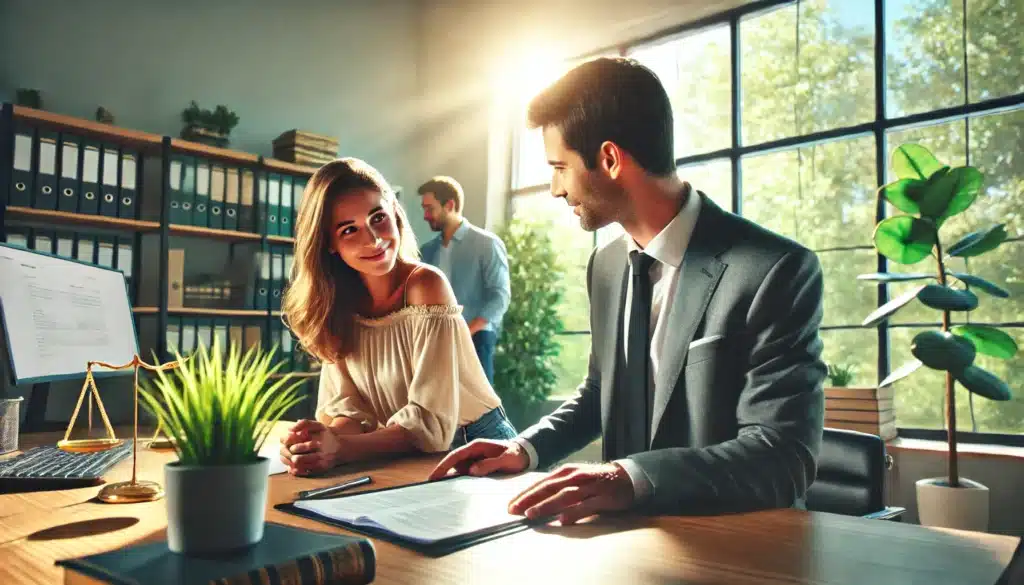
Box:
[508,463,634,525]
[427,439,529,481]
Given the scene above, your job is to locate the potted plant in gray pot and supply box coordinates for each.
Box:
[858,142,1018,531]
[140,341,305,554]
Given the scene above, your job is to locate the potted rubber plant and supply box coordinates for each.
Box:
[140,340,305,554]
[858,143,1018,531]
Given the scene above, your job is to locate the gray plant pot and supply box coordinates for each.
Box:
[165,457,270,554]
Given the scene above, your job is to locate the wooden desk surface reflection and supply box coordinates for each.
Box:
[1,426,1018,585]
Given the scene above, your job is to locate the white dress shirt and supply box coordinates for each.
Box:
[516,189,702,502]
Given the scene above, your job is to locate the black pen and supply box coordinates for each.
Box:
[297,476,373,500]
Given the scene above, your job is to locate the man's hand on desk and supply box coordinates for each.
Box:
[427,439,530,480]
[508,463,634,525]
[279,419,346,476]
[428,441,634,525]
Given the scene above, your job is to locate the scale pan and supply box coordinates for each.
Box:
[56,438,124,453]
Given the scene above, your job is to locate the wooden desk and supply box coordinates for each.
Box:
[1,427,1020,584]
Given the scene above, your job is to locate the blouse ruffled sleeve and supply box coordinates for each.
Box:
[315,361,378,430]
[385,310,467,452]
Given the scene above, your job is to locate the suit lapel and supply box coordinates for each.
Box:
[650,196,728,445]
[600,249,629,434]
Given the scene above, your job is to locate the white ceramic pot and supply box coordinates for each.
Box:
[916,476,989,532]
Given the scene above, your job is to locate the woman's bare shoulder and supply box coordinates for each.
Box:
[404,263,457,306]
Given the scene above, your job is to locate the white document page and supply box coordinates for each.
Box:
[0,244,137,383]
[294,472,549,544]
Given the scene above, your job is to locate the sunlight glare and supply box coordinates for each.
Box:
[491,46,569,109]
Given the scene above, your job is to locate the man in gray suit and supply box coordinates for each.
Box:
[429,57,826,524]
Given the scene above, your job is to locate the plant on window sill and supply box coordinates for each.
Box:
[825,363,855,387]
[857,143,1018,489]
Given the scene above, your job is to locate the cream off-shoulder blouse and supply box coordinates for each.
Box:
[315,304,503,452]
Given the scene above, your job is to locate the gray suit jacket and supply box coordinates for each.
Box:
[519,194,827,515]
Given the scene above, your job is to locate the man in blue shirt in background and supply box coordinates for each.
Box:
[418,176,510,383]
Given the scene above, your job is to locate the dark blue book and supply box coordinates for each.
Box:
[56,522,375,585]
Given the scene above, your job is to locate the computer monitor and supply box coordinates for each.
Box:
[0,242,138,385]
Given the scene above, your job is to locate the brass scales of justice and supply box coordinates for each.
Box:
[55,354,183,504]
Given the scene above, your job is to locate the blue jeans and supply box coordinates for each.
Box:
[472,330,497,384]
[449,406,518,450]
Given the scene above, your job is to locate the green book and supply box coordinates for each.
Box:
[56,522,375,585]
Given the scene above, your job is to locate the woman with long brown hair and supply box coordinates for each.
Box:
[278,157,517,475]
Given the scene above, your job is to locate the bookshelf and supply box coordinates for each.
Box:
[0,103,320,426]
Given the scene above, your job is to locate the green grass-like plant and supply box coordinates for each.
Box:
[826,363,855,387]
[140,340,306,466]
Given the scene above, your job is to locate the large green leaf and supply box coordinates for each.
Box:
[892,143,945,181]
[920,166,983,221]
[947,272,1010,298]
[878,178,925,214]
[861,284,927,327]
[872,216,937,265]
[879,359,923,387]
[947,224,1008,258]
[954,365,1012,401]
[857,272,934,283]
[951,325,1019,359]
[911,330,976,374]
[917,284,979,311]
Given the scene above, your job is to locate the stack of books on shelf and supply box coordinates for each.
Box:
[272,130,337,166]
[824,386,896,440]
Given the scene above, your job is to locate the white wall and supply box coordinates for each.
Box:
[1,0,421,196]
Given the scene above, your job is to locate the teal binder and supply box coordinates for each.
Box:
[191,160,210,227]
[267,174,281,236]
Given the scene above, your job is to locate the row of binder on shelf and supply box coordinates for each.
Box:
[4,225,135,300]
[167,155,306,237]
[165,316,316,373]
[167,247,293,311]
[5,125,311,239]
[8,125,138,218]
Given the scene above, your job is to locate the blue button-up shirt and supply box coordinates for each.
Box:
[419,220,510,332]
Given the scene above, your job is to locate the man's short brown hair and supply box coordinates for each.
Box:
[417,176,464,213]
[527,57,675,176]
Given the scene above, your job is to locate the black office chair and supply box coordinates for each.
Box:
[805,427,906,521]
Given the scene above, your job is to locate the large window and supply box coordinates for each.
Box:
[506,0,1024,437]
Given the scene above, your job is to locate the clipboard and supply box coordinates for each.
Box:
[273,474,548,557]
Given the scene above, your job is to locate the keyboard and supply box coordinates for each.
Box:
[0,441,133,484]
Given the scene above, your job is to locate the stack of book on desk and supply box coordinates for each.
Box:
[824,386,896,440]
[272,130,337,166]
[57,522,375,585]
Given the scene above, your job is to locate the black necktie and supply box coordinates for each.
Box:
[624,250,656,455]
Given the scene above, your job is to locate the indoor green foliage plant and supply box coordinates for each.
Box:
[826,363,855,387]
[858,142,1018,531]
[180,100,240,148]
[493,218,566,429]
[140,340,305,554]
